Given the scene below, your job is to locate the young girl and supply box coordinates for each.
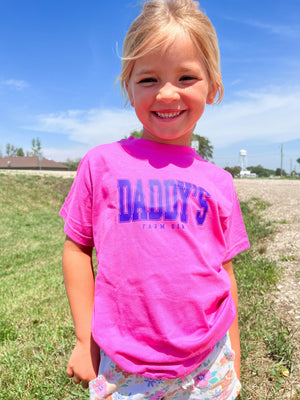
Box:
[60,1,250,399]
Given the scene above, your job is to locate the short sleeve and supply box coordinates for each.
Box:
[59,155,94,247]
[222,185,250,262]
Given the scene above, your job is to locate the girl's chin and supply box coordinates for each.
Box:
[142,131,191,146]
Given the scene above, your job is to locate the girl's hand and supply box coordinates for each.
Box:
[66,337,100,389]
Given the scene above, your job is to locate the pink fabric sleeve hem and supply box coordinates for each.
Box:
[60,207,94,248]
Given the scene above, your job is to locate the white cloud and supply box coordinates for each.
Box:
[43,145,91,162]
[1,79,29,90]
[34,108,141,146]
[243,19,300,38]
[196,86,300,148]
[223,16,300,38]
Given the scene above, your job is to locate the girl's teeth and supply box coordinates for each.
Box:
[155,111,181,118]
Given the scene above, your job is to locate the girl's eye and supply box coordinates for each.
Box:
[180,75,196,81]
[138,77,157,84]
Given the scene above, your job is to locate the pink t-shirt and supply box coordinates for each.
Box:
[60,137,250,379]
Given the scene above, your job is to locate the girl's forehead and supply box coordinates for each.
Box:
[139,29,200,61]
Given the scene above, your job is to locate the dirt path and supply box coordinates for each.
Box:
[0,169,77,179]
[234,179,300,397]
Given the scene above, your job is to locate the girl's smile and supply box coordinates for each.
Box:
[126,28,217,146]
[153,111,184,119]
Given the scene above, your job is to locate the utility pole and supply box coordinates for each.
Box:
[280,144,283,177]
[38,152,43,170]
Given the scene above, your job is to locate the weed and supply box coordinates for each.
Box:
[0,318,18,343]
[278,219,288,224]
[250,197,271,211]
[279,254,296,262]
[239,201,272,246]
[264,318,295,372]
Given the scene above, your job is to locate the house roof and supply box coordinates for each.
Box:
[0,156,69,170]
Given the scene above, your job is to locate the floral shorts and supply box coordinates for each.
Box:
[89,333,241,400]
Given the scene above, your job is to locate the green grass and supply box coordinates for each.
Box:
[0,173,88,400]
[236,198,296,399]
[0,174,295,399]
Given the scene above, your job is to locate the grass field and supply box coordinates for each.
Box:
[0,173,296,399]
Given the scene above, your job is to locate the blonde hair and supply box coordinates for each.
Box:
[119,0,224,103]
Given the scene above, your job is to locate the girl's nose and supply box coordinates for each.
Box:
[156,82,180,103]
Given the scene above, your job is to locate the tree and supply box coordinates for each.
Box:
[190,134,213,160]
[129,130,143,139]
[248,165,275,178]
[126,130,214,160]
[63,158,82,171]
[275,168,287,176]
[224,166,241,177]
[31,137,42,156]
[5,143,24,157]
[6,143,12,156]
[16,147,24,156]
[297,157,300,166]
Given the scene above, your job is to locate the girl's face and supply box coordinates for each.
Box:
[126,29,217,146]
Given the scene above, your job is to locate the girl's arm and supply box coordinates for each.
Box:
[222,260,241,381]
[62,235,100,388]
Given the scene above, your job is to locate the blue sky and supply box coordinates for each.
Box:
[0,0,299,172]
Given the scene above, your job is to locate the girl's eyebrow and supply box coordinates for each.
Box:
[133,63,203,79]
[135,64,201,75]
[177,64,202,73]
[134,68,156,76]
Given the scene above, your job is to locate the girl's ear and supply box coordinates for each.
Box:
[206,83,218,105]
[126,82,134,107]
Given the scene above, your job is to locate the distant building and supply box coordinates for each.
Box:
[0,156,69,171]
[239,170,257,178]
